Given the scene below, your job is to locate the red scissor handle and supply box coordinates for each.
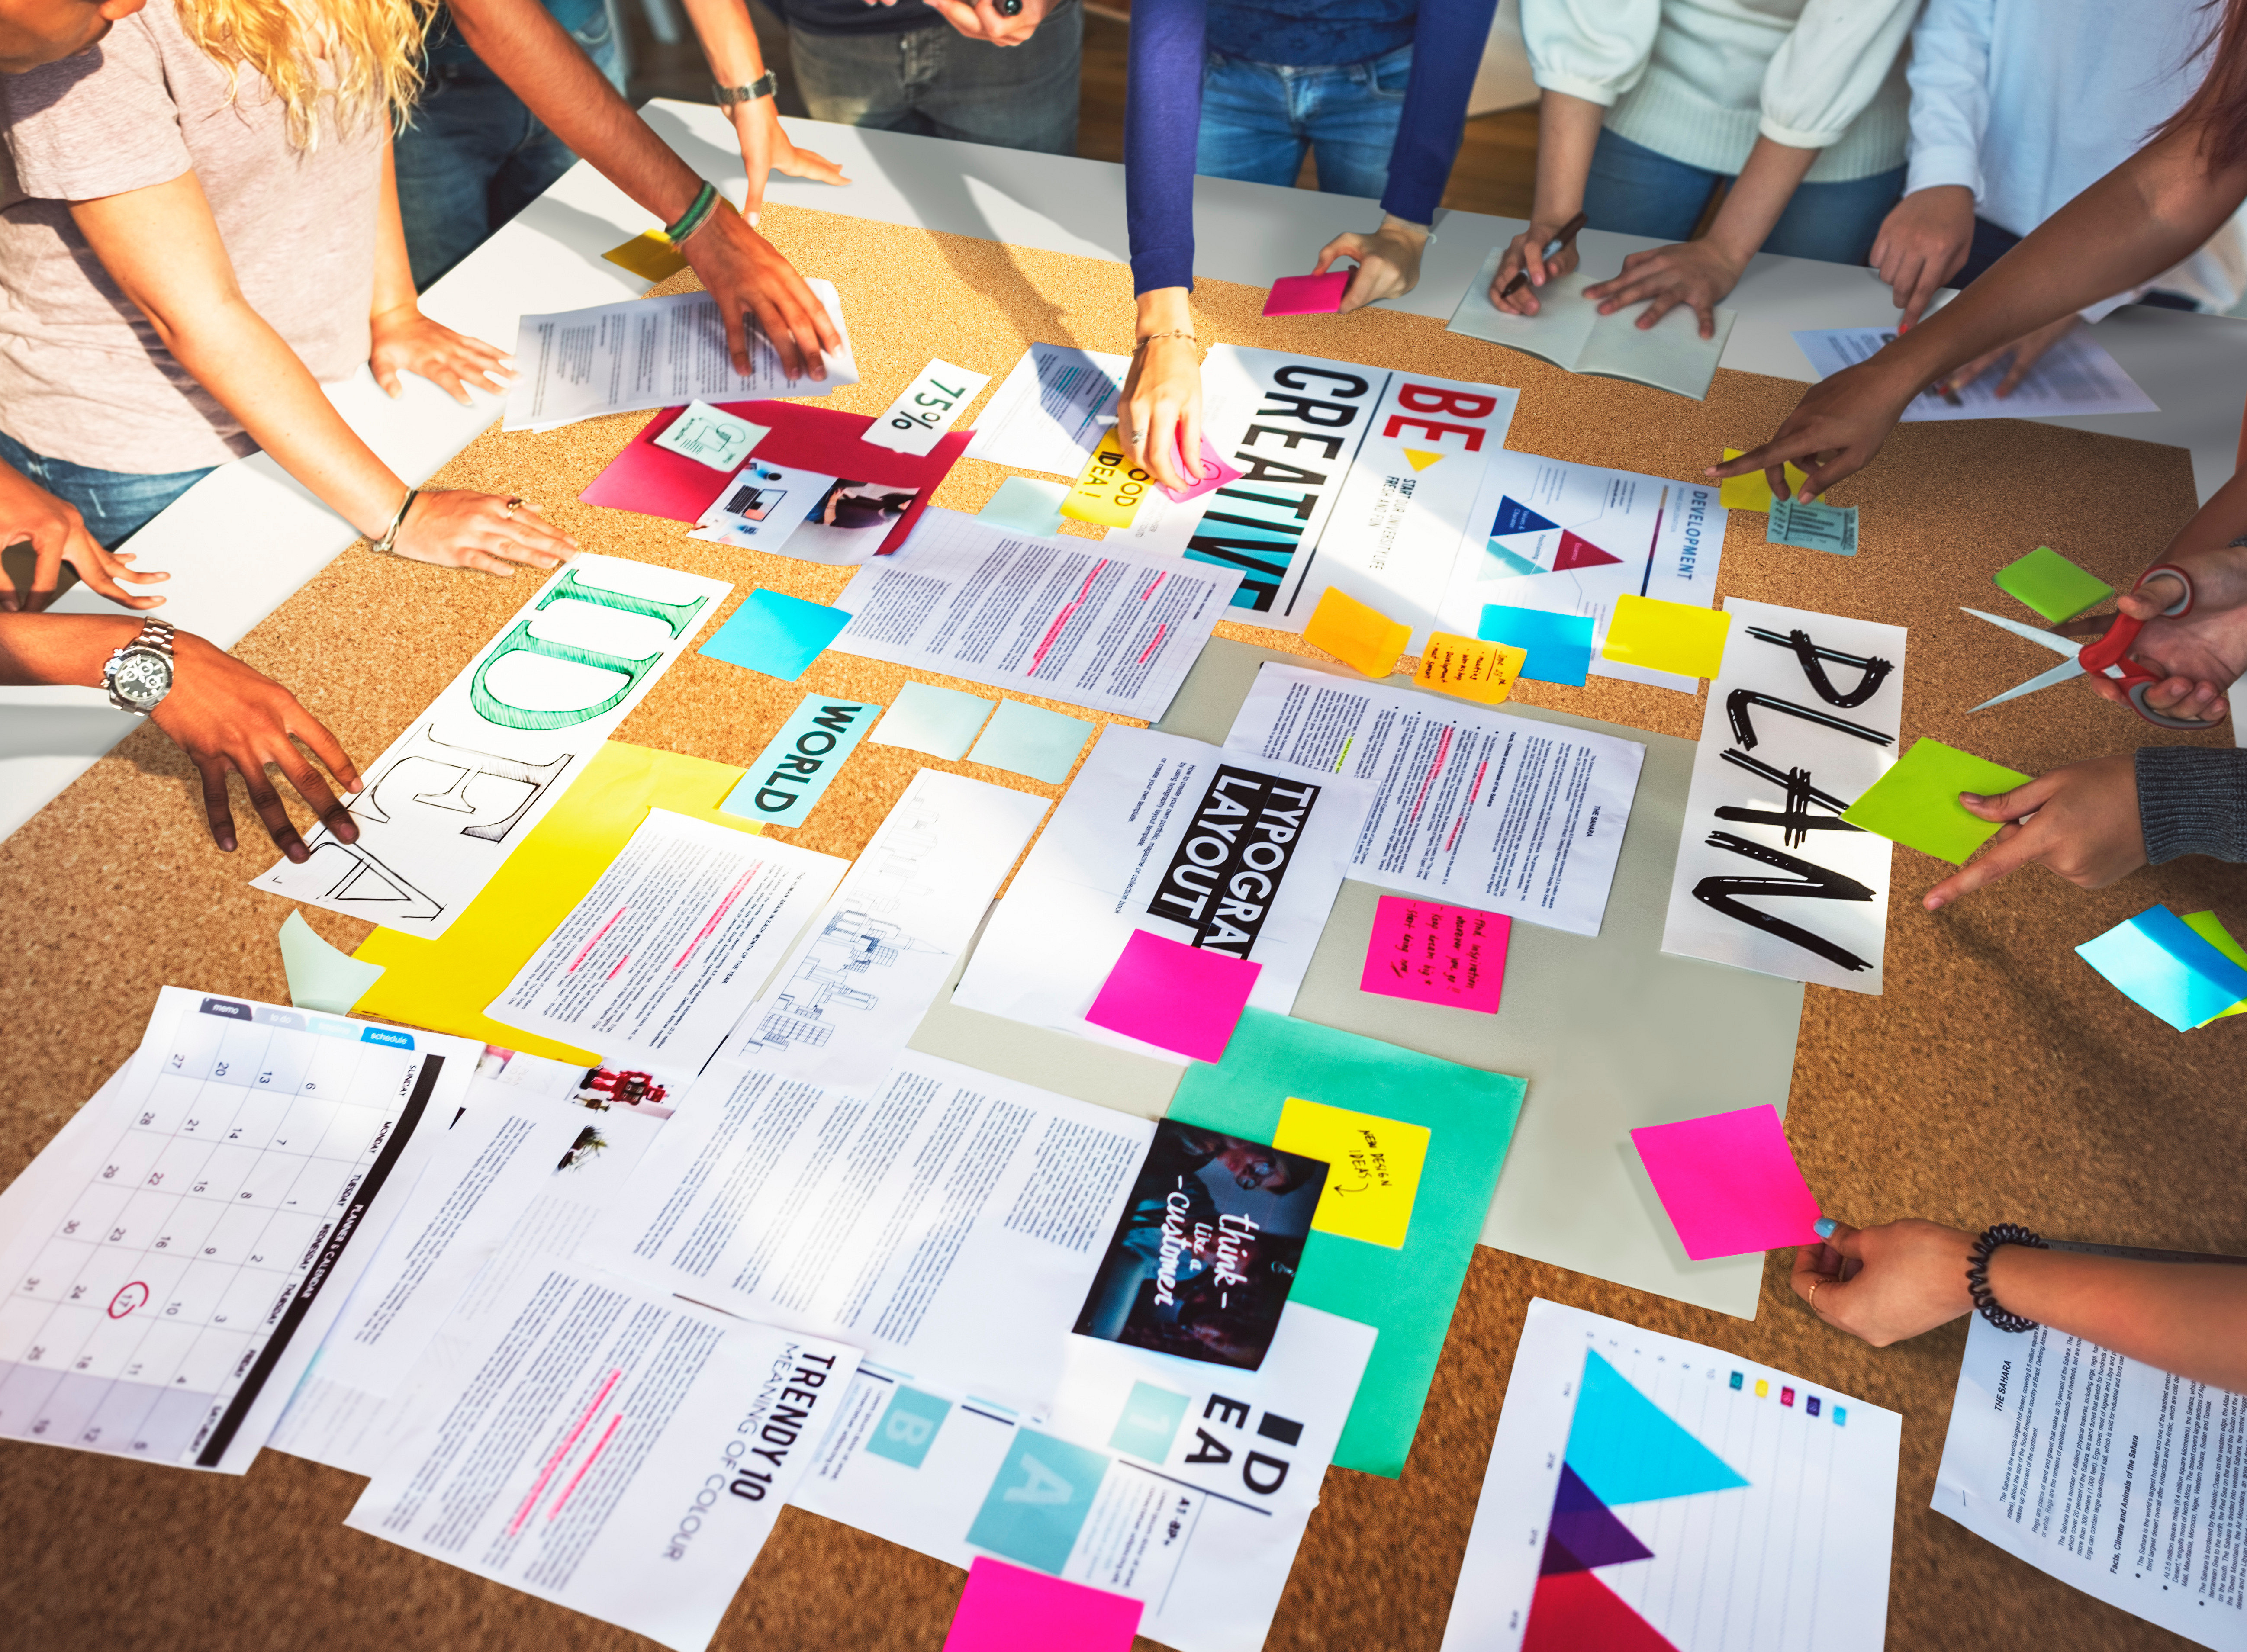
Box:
[2083,566,2223,729]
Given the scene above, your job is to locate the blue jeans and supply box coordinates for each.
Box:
[394,9,627,289]
[0,429,213,551]
[1582,128,1905,267]
[1195,43,1411,198]
[788,1,1082,155]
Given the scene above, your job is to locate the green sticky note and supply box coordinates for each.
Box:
[1994,546,2114,622]
[1766,498,1858,555]
[969,698,1095,783]
[1840,738,2032,864]
[278,911,386,1014]
[978,476,1069,538]
[1166,1008,1526,1478]
[2182,911,2247,1019]
[869,680,997,760]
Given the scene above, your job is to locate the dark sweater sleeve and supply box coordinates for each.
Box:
[1126,0,1208,294]
[2135,745,2247,863]
[1379,0,1499,227]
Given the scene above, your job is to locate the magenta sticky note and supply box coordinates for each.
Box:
[1262,271,1349,317]
[1360,896,1509,1013]
[1085,929,1260,1063]
[943,1558,1142,1652]
[1629,1104,1824,1261]
[1156,432,1246,504]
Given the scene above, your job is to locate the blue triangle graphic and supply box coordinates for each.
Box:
[1563,1351,1750,1507]
[1493,496,1561,537]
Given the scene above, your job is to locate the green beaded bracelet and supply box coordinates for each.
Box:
[664,180,720,245]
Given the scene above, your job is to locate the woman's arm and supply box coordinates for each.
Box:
[1488,90,1605,312]
[366,134,517,405]
[673,0,847,220]
[1119,0,1209,494]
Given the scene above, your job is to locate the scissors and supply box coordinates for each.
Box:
[1962,564,2226,729]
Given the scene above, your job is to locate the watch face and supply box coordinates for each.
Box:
[113,649,171,707]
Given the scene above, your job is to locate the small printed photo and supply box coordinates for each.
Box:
[812,479,919,533]
[572,1065,676,1120]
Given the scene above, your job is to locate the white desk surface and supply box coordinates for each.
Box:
[8,101,2242,845]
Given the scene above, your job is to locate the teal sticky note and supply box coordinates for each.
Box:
[1765,498,1858,555]
[699,588,853,681]
[1840,738,2031,865]
[870,680,998,760]
[2076,906,2247,1031]
[277,911,384,1014]
[1995,545,2114,623]
[865,1386,951,1469]
[1107,1381,1189,1461]
[1477,605,1594,686]
[978,476,1069,538]
[965,1429,1111,1572]
[721,697,881,827]
[968,699,1095,783]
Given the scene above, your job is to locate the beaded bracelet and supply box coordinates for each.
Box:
[1966,1222,2047,1332]
[665,181,721,246]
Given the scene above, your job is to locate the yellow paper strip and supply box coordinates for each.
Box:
[1305,586,1411,678]
[2183,910,2247,1019]
[1603,594,1732,680]
[1719,447,1811,513]
[602,230,689,283]
[1061,426,1152,528]
[1416,633,1525,705]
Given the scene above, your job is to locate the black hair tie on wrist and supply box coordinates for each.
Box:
[1966,1222,2048,1332]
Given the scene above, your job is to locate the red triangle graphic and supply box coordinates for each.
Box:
[1555,530,1623,571]
[1523,1571,1681,1652]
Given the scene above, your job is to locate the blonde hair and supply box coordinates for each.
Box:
[175,0,437,148]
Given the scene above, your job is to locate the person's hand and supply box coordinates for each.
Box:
[678,207,842,380]
[1941,312,2080,399]
[1707,355,1922,503]
[1584,239,1743,338]
[1488,217,1582,316]
[1871,185,1974,329]
[2062,553,2247,719]
[153,629,364,860]
[0,462,168,613]
[368,304,517,405]
[924,0,1048,47]
[726,97,849,221]
[1792,1218,1977,1346]
[1119,336,1204,496]
[1315,215,1428,311]
[389,489,577,578]
[1922,754,2146,910]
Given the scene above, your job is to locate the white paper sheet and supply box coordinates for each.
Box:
[1793,325,2158,420]
[1658,599,1904,994]
[687,457,835,553]
[347,1260,857,1652]
[1446,255,1736,402]
[591,1051,1154,1413]
[251,555,731,937]
[1935,1308,2247,1652]
[485,810,846,1070]
[963,344,1130,475]
[952,725,1369,1058]
[1223,662,1644,938]
[864,358,992,455]
[717,771,1050,1091]
[0,988,477,1472]
[503,286,857,430]
[825,507,1241,720]
[1442,1298,1901,1652]
[793,1304,1376,1652]
[1438,450,1725,692]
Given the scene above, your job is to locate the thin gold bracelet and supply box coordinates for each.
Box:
[1133,329,1198,355]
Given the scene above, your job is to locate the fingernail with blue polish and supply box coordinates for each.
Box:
[1813,1218,1837,1239]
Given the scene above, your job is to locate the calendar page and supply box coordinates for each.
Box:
[0,987,477,1473]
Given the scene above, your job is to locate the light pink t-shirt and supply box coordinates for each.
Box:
[0,0,383,472]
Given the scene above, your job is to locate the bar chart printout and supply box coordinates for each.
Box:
[1441,1298,1902,1652]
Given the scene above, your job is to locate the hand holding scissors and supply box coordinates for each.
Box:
[1964,566,2228,730]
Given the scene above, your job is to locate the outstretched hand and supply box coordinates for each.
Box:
[2060,556,2247,719]
[1707,356,1922,504]
[1792,1218,1977,1347]
[1922,755,2146,910]
[0,463,169,613]
[1583,239,1742,338]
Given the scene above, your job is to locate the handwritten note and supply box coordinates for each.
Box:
[1416,633,1526,705]
[1359,895,1510,1013]
[1273,1096,1430,1250]
[865,359,993,456]
[1062,427,1152,528]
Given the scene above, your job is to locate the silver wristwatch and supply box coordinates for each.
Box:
[712,71,778,108]
[102,617,176,715]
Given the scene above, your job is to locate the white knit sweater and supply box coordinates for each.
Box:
[1522,0,1919,184]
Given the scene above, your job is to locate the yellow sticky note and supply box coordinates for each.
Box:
[1061,426,1152,528]
[1272,1096,1431,1250]
[1305,587,1410,677]
[1719,448,1810,512]
[2183,910,2247,1019]
[354,741,757,1061]
[1603,594,1732,679]
[1416,633,1526,705]
[602,230,689,283]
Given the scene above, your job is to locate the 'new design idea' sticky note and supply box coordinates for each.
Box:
[1767,498,1858,556]
[1085,929,1261,1063]
[653,400,767,471]
[1062,427,1152,527]
[1477,605,1595,686]
[1155,431,1245,504]
[1273,1095,1431,1250]
[1841,738,2031,864]
[1995,545,2114,622]
[942,1557,1142,1652]
[1718,447,1809,512]
[721,697,881,828]
[1630,1104,1824,1260]
[1417,633,1525,704]
[1602,595,1731,679]
[1262,271,1349,316]
[1360,895,1509,1013]
[278,910,385,1014]
[2182,910,2247,1019]
[977,476,1068,538]
[2076,906,2247,1031]
[1305,586,1410,677]
[698,588,853,682]
[969,698,1095,784]
[869,681,998,760]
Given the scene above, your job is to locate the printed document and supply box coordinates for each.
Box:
[592,1051,1154,1412]
[1794,325,2157,420]
[1224,663,1644,938]
[963,344,1130,476]
[952,726,1370,1058]
[485,810,847,1070]
[348,1260,857,1652]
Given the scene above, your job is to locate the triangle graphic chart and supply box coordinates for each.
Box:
[1491,495,1560,537]
[1554,530,1623,572]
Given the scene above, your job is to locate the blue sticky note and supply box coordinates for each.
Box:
[721,696,881,828]
[871,680,998,760]
[978,476,1069,538]
[969,699,1095,783]
[699,588,853,682]
[2075,906,2247,1031]
[1477,605,1596,686]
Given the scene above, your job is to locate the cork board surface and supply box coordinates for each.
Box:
[3,203,2244,1652]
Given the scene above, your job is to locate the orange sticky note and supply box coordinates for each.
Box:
[1305,586,1410,677]
[602,229,689,282]
[1719,448,1810,512]
[1061,426,1152,528]
[1603,595,1732,679]
[1416,633,1525,704]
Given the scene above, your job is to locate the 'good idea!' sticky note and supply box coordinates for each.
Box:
[1273,1096,1431,1250]
[1841,738,2031,865]
[1305,586,1410,678]
[1360,895,1509,1014]
[1602,594,1731,679]
[1629,1104,1823,1260]
[1416,633,1525,704]
[1062,427,1152,528]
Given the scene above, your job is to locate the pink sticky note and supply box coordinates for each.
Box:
[1262,271,1349,316]
[1085,930,1260,1063]
[1156,432,1245,504]
[1360,896,1509,1013]
[1629,1104,1824,1260]
[943,1558,1142,1652]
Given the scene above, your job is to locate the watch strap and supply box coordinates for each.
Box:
[712,71,779,107]
[103,617,176,714]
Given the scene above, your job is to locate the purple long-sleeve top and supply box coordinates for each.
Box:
[1124,0,1499,293]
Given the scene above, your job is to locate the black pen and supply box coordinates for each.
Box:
[1499,212,1588,300]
